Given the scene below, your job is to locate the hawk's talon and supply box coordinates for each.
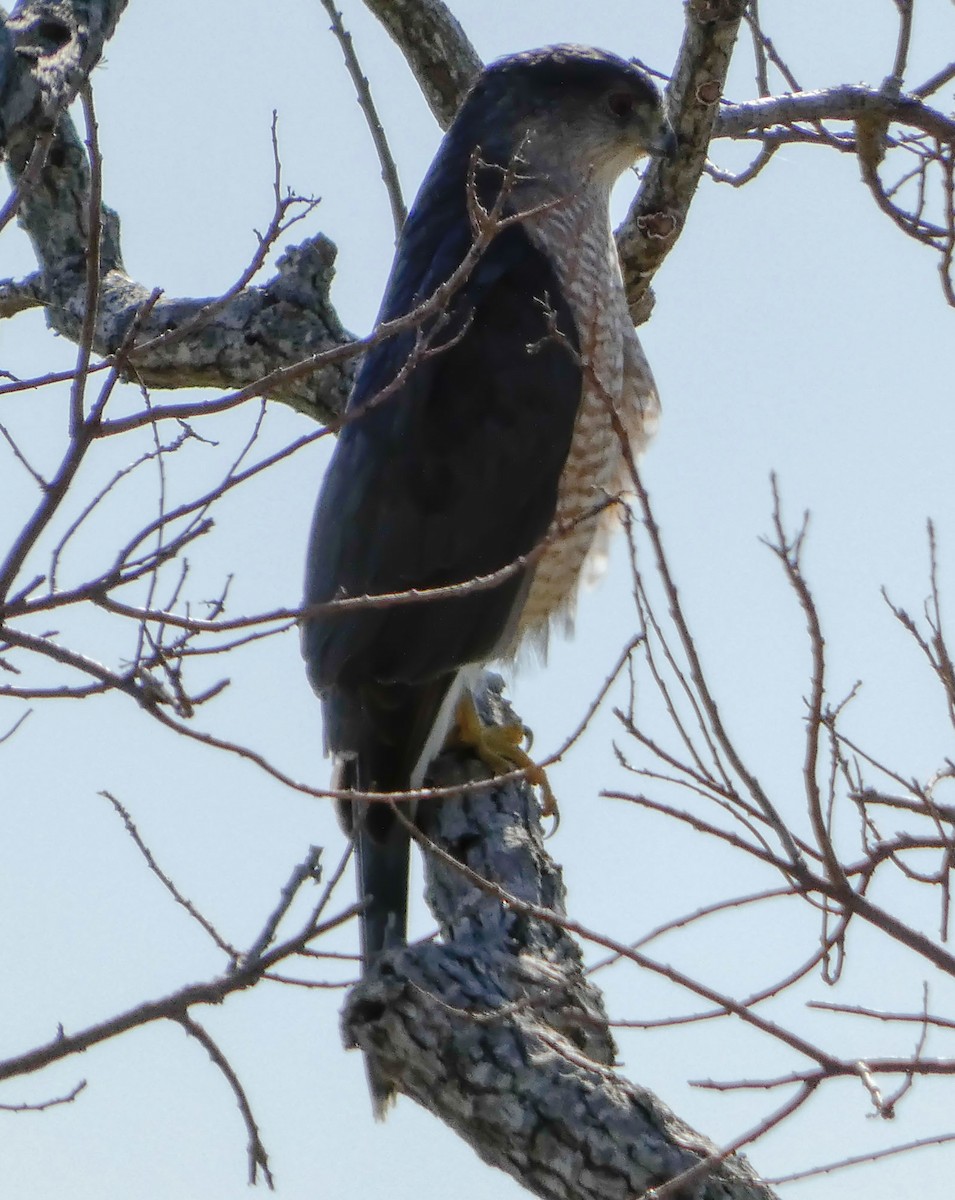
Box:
[449,694,558,820]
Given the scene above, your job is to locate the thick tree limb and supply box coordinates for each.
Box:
[1,0,353,422]
[360,0,480,130]
[9,112,353,419]
[342,681,779,1200]
[716,85,955,146]
[0,0,127,152]
[619,0,747,321]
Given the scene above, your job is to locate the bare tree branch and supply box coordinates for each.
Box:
[342,695,780,1200]
[4,3,955,1193]
[619,0,748,321]
[716,87,955,147]
[175,1014,275,1189]
[0,900,360,1086]
[360,0,481,130]
[320,0,407,237]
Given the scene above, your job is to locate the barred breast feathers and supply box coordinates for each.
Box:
[510,181,661,660]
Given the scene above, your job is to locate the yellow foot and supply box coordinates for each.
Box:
[448,693,558,820]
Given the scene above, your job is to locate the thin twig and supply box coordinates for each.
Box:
[0,1081,87,1112]
[0,903,362,1085]
[643,1083,817,1200]
[320,0,407,237]
[767,1129,955,1185]
[101,791,238,957]
[888,0,914,92]
[766,476,848,893]
[174,1014,274,1188]
[242,845,326,965]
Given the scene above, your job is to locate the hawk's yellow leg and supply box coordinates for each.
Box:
[448,692,558,819]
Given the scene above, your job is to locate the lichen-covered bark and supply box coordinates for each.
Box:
[618,0,747,321]
[1,0,353,422]
[8,107,352,415]
[343,680,778,1200]
[0,0,127,145]
[360,0,481,130]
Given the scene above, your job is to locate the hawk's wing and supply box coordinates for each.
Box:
[303,216,583,704]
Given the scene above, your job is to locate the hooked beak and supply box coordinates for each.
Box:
[651,117,678,159]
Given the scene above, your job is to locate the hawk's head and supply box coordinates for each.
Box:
[460,45,674,192]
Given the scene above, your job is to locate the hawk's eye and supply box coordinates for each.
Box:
[607,91,636,119]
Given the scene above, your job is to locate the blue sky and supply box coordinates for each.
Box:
[2,3,955,1198]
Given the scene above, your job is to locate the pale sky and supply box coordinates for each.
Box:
[2,3,954,1198]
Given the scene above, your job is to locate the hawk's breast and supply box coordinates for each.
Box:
[514,186,659,650]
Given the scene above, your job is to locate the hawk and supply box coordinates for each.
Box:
[302,44,670,1109]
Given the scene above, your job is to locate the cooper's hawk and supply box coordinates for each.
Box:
[302,44,670,1111]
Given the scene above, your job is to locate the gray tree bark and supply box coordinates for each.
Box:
[343,681,778,1200]
[1,0,352,422]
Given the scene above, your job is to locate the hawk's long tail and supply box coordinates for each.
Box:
[328,672,463,1116]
